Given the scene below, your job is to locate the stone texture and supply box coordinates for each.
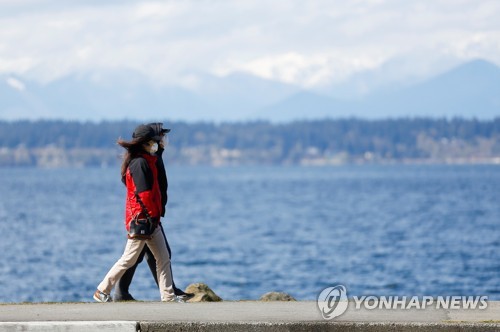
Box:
[259,292,297,302]
[185,283,223,302]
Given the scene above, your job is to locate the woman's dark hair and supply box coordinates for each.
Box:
[117,136,149,184]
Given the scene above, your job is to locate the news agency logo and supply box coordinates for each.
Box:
[317,285,348,320]
[318,285,489,321]
[352,295,489,310]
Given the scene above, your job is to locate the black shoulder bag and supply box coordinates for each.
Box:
[128,192,158,240]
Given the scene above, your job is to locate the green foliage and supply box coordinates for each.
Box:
[0,118,499,164]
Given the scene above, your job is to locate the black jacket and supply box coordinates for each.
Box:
[156,147,168,217]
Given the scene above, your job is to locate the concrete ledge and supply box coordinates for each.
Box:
[1,301,499,331]
[2,321,500,332]
[0,321,137,332]
[139,321,500,332]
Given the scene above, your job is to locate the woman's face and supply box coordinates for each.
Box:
[143,140,157,153]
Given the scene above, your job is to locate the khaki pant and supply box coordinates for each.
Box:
[97,227,175,301]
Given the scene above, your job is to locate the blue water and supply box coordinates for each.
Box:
[0,165,498,303]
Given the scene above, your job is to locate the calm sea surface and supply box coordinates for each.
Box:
[0,165,498,302]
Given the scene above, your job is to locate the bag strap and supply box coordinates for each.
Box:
[134,191,152,220]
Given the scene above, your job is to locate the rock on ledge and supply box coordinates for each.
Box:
[185,283,223,302]
[259,292,297,301]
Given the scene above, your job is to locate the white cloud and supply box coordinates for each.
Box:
[0,0,499,88]
[214,52,386,87]
[6,77,26,91]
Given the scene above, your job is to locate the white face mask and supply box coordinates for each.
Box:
[149,142,159,154]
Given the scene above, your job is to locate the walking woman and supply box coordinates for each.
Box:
[114,123,193,301]
[93,124,183,303]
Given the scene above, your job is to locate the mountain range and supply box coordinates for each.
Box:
[1,59,499,122]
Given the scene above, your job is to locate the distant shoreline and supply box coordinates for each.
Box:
[0,147,499,169]
[1,119,500,167]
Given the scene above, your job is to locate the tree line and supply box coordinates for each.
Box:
[0,118,499,165]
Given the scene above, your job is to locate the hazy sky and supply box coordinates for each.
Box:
[1,0,500,90]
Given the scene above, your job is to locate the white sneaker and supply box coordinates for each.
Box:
[167,296,186,303]
[93,290,111,303]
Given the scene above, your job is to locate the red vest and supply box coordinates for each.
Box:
[124,153,162,231]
